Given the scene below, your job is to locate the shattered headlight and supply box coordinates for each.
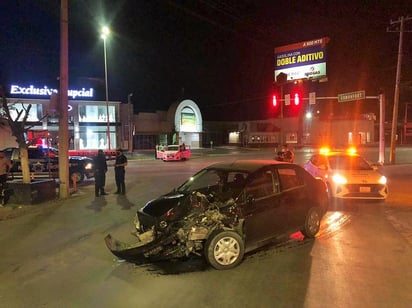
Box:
[133,214,141,231]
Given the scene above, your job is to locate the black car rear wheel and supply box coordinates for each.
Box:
[204,230,244,270]
[301,207,321,239]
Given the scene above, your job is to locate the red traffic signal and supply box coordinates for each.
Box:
[272,95,278,107]
[294,93,300,106]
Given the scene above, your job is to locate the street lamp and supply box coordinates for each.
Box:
[101,26,111,151]
[128,93,133,153]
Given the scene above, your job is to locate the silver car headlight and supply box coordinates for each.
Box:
[379,176,387,185]
[332,173,347,185]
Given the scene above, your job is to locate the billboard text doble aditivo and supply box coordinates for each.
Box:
[274,37,330,83]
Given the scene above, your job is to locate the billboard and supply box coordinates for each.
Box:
[274,37,329,82]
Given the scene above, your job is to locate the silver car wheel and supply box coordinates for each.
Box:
[205,230,245,270]
[213,236,241,266]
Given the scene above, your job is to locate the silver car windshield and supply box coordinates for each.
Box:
[328,155,373,170]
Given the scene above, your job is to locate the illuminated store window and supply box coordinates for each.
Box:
[180,107,196,132]
[78,105,115,122]
[78,125,116,149]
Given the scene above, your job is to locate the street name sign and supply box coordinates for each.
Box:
[338,90,365,102]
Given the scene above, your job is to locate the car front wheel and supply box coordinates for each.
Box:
[70,171,84,183]
[301,207,322,239]
[204,230,244,270]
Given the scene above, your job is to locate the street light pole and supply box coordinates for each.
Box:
[101,26,111,151]
[128,93,133,153]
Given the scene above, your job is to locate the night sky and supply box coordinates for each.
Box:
[1,1,411,121]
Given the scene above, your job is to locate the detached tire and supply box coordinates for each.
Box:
[204,230,244,270]
[301,207,322,239]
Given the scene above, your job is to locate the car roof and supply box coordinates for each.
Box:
[205,159,290,173]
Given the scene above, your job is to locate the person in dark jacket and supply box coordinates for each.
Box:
[93,149,108,197]
[114,149,128,195]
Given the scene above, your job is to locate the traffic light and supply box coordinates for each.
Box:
[294,93,300,106]
[272,95,278,107]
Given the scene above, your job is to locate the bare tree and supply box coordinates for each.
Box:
[0,86,34,183]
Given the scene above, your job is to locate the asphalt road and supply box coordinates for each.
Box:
[0,147,411,307]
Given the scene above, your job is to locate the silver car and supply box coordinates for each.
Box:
[304,150,388,200]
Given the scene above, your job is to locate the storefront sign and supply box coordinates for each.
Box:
[9,84,94,99]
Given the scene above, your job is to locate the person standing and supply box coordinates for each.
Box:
[114,149,128,195]
[93,149,108,197]
[0,150,13,206]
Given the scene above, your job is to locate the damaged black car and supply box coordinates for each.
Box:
[105,160,329,270]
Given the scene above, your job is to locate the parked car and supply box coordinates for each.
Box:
[67,156,94,183]
[156,144,191,161]
[105,160,328,270]
[304,148,388,200]
[2,146,94,183]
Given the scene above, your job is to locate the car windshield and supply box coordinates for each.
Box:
[328,155,373,170]
[177,168,249,194]
[166,145,180,151]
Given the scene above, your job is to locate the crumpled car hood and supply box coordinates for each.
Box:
[141,192,186,217]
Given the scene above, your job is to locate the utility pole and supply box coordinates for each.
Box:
[387,16,412,164]
[128,93,133,153]
[59,0,69,198]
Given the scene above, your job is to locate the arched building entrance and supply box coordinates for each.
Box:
[170,100,203,148]
[132,99,203,149]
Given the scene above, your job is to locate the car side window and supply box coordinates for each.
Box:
[245,170,276,199]
[278,167,303,191]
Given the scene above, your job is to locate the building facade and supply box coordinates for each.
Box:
[130,99,203,149]
[1,84,122,150]
[1,84,378,151]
